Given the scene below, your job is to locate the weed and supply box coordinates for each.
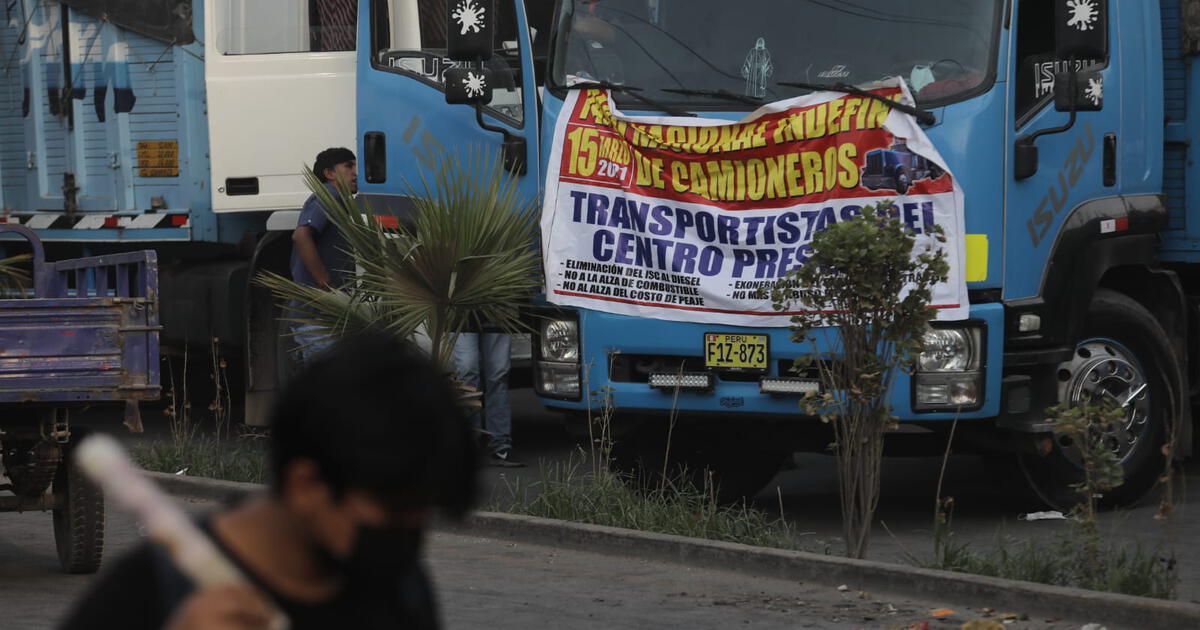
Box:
[917,400,1178,599]
[133,435,267,485]
[490,452,825,553]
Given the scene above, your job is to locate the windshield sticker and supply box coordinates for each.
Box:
[816,65,851,80]
[741,38,774,99]
[1066,0,1099,31]
[452,0,486,35]
[539,81,969,326]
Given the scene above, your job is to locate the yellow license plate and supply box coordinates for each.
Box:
[704,333,769,371]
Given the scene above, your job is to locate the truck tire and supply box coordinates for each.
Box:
[1018,289,1178,510]
[895,169,911,194]
[611,423,786,503]
[52,437,105,574]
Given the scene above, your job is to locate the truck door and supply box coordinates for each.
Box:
[17,2,125,213]
[205,0,357,212]
[356,0,540,210]
[1004,0,1117,303]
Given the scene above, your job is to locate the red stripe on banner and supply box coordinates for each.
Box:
[554,289,959,316]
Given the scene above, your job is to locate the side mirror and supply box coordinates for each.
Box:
[1054,70,1104,112]
[447,0,495,61]
[1055,0,1107,60]
[445,67,494,105]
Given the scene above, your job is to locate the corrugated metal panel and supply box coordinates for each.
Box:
[71,15,115,208]
[1163,0,1187,120]
[1,4,29,210]
[123,26,180,204]
[1162,0,1187,231]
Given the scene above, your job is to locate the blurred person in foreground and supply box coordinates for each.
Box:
[59,331,479,630]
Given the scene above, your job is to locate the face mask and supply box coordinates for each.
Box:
[312,524,424,582]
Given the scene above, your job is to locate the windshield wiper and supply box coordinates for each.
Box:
[777,81,936,125]
[661,88,763,106]
[564,80,696,117]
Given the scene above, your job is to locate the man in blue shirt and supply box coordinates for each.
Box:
[289,147,357,359]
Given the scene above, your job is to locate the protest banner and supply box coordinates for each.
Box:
[540,79,968,326]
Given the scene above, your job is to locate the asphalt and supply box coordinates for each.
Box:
[147,471,1200,630]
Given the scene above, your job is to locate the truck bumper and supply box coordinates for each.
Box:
[534,302,1005,421]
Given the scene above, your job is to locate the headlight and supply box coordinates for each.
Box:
[540,319,579,363]
[914,325,984,411]
[918,328,979,372]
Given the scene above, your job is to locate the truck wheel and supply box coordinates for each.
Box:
[52,438,105,574]
[1018,289,1178,510]
[611,423,785,503]
[895,169,911,194]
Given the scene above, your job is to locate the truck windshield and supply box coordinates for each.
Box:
[550,0,1002,109]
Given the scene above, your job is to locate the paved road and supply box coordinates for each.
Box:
[1,496,1100,630]
[2,388,1189,630]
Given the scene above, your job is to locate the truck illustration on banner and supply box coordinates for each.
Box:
[861,139,946,194]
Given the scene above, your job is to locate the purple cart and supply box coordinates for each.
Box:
[0,225,160,574]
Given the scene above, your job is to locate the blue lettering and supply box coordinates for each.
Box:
[921,202,935,233]
[649,205,673,235]
[628,199,650,232]
[777,212,801,244]
[674,208,696,239]
[800,210,820,240]
[744,216,766,245]
[754,249,779,279]
[840,205,862,221]
[587,193,610,225]
[717,215,740,245]
[614,232,635,264]
[634,234,653,266]
[592,229,615,261]
[813,206,837,235]
[609,197,632,230]
[699,246,723,276]
[672,242,699,273]
[570,190,588,222]
[731,249,755,278]
[695,211,716,243]
[902,202,921,234]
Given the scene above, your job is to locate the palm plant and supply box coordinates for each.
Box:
[0,254,31,294]
[255,150,542,366]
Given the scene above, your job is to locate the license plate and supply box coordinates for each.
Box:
[704,333,769,371]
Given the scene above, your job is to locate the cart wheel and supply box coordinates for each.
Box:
[52,441,105,574]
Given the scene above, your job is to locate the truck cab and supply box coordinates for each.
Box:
[356,0,1194,506]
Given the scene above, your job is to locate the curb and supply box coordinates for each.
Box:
[149,472,1200,628]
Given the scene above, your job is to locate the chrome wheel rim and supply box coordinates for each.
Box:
[1055,338,1151,467]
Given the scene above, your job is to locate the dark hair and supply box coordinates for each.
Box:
[312,147,356,183]
[269,331,478,517]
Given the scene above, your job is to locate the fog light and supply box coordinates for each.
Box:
[914,375,981,410]
[916,382,950,405]
[648,372,713,391]
[760,377,821,395]
[537,362,580,399]
[1018,313,1041,333]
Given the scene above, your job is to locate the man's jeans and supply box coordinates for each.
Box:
[452,333,512,454]
[290,321,334,363]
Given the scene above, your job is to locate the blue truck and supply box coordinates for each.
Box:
[0,0,535,427]
[3,0,1196,510]
[358,0,1200,508]
[0,224,159,573]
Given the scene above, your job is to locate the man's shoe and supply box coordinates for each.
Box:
[490,448,525,468]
